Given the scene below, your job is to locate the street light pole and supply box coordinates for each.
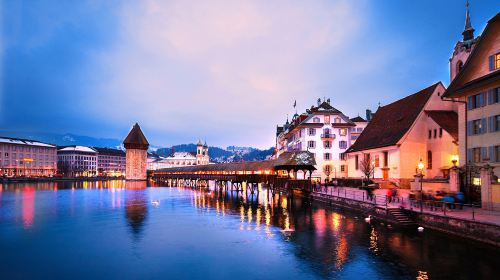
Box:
[417,159,425,213]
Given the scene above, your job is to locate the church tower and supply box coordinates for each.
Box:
[123,123,149,180]
[450,0,478,81]
[196,140,203,165]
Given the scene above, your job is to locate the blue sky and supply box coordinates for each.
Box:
[1,0,498,148]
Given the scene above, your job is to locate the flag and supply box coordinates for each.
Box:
[293,100,296,108]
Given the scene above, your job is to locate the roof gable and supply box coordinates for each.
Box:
[347,82,442,153]
[425,110,459,141]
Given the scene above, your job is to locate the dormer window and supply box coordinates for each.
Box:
[334,117,341,123]
[313,117,320,123]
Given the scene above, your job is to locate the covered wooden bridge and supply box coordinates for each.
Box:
[149,151,316,194]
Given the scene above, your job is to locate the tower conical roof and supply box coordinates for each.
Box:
[462,0,475,41]
[123,123,149,150]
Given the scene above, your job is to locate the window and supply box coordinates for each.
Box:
[439,128,443,138]
[340,153,347,160]
[496,53,500,70]
[355,155,359,170]
[428,130,432,139]
[324,141,331,149]
[457,60,464,72]
[323,128,331,137]
[308,128,316,136]
[324,115,330,124]
[490,115,500,132]
[339,141,347,149]
[339,128,347,136]
[427,151,432,169]
[324,165,331,174]
[488,87,500,105]
[335,117,341,123]
[324,153,330,160]
[433,129,437,138]
[308,141,316,149]
[468,92,486,110]
[374,155,379,167]
[383,151,388,167]
[472,119,482,134]
[340,165,345,172]
[472,148,481,163]
[357,127,363,132]
[313,117,320,123]
[495,146,500,162]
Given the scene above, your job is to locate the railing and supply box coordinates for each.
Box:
[320,134,335,139]
[311,186,481,221]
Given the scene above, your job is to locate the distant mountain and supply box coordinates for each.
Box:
[0,130,274,162]
[157,144,274,163]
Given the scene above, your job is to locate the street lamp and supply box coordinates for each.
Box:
[417,159,425,213]
[451,154,459,167]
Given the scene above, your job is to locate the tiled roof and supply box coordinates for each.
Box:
[154,151,316,173]
[350,116,366,122]
[123,123,149,149]
[0,136,55,148]
[346,82,441,153]
[93,147,126,156]
[425,110,459,141]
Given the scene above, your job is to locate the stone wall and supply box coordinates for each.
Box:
[126,149,147,180]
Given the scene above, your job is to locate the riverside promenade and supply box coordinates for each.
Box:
[312,186,500,227]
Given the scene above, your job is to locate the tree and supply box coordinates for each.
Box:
[359,153,374,180]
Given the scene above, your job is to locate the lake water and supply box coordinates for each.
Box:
[0,180,499,279]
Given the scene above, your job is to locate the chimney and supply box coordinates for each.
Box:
[366,109,372,121]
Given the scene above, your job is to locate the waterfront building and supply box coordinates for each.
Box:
[93,147,126,177]
[276,99,361,182]
[124,123,149,180]
[442,12,500,209]
[148,140,210,170]
[0,137,57,177]
[346,82,459,189]
[57,146,98,177]
[349,116,368,144]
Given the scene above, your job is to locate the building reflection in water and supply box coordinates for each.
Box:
[124,181,148,239]
[22,186,35,229]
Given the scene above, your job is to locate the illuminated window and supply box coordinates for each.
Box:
[340,165,345,172]
[496,53,500,70]
[335,117,341,123]
[324,115,330,124]
[374,155,379,167]
[339,128,347,136]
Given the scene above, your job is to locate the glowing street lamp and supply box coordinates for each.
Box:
[451,155,459,167]
[417,159,424,213]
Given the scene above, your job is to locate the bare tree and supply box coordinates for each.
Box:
[359,153,374,180]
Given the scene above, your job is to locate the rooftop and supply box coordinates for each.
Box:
[347,82,442,153]
[123,123,149,150]
[0,136,56,148]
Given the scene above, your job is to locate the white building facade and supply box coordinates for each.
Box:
[276,99,358,182]
[148,141,210,170]
[57,146,98,177]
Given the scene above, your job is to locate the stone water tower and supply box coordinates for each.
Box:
[123,123,149,181]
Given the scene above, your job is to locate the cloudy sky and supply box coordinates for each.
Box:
[1,0,498,148]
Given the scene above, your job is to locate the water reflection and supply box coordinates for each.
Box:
[1,181,499,280]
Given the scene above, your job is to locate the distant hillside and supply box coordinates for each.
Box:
[0,130,274,162]
[156,144,274,163]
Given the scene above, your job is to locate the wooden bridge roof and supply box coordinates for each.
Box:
[152,151,316,173]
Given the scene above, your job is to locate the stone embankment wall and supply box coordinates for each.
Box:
[311,193,500,247]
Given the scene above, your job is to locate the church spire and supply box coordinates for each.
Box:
[462,0,475,41]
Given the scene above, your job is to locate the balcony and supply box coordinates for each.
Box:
[320,133,336,140]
